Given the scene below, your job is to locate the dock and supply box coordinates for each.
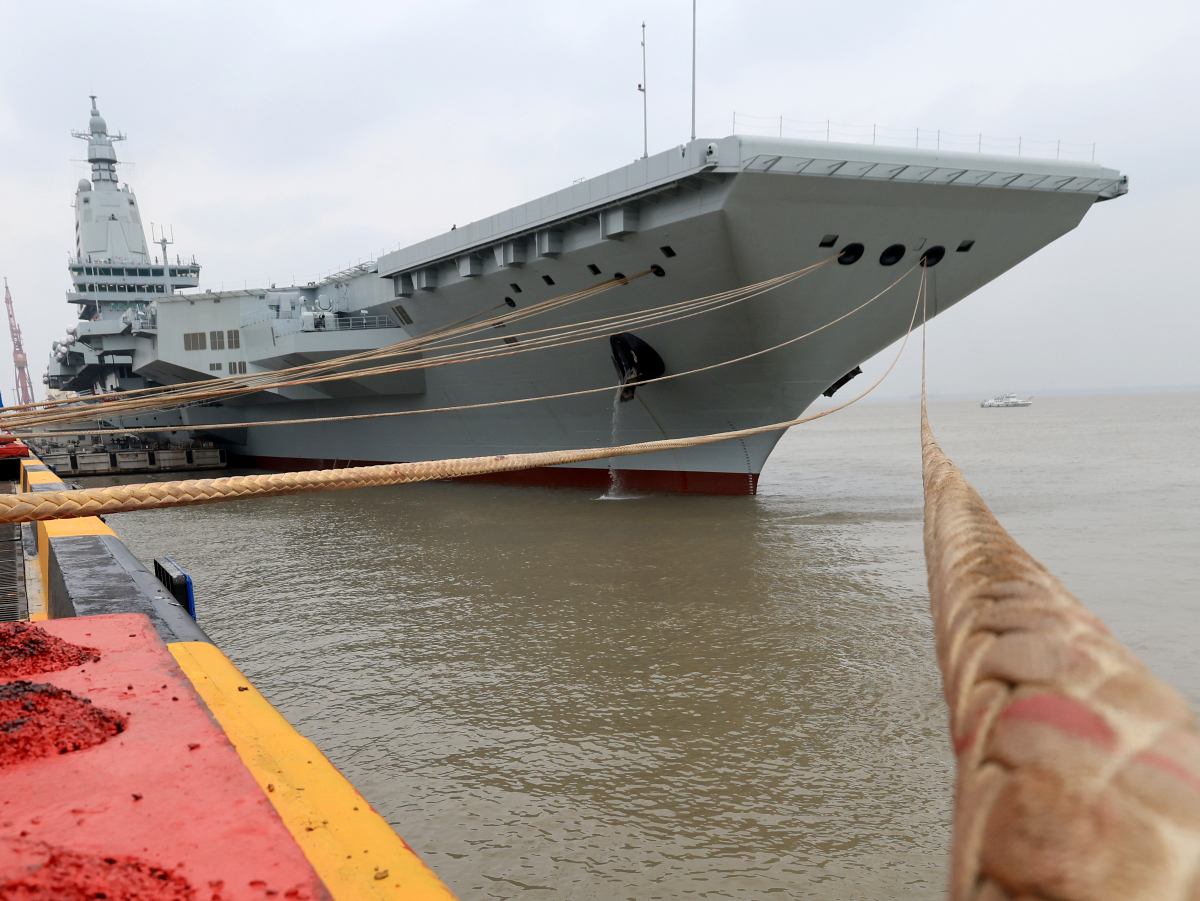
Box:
[32,444,228,477]
[1,449,457,900]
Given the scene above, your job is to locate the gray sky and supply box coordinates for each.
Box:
[1,0,1196,405]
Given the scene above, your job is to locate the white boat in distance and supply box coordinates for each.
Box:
[46,99,1121,493]
[981,393,1033,408]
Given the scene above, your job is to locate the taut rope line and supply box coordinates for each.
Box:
[4,274,653,428]
[0,268,926,523]
[919,274,1200,897]
[19,260,912,438]
[13,261,834,430]
[8,262,836,431]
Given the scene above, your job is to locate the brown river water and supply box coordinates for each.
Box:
[93,391,1200,900]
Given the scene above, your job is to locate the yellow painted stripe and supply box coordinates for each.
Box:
[170,641,457,901]
[37,516,117,600]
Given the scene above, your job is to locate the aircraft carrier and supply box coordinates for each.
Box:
[45,98,1126,493]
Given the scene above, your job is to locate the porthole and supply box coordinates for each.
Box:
[587,264,601,275]
[660,245,677,258]
[921,246,946,267]
[504,297,516,308]
[837,243,864,265]
[614,271,626,280]
[819,234,839,248]
[650,264,665,277]
[542,275,555,286]
[957,240,975,253]
[879,244,906,266]
[509,282,522,293]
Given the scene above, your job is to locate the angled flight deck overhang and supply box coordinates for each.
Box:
[376,135,1127,286]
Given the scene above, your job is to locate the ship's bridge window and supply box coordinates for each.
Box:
[71,266,83,275]
[152,268,163,277]
[169,269,177,277]
[138,268,150,277]
[98,284,108,293]
[98,268,111,276]
[135,285,146,293]
[155,285,164,293]
[84,267,93,275]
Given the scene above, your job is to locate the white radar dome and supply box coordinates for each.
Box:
[78,179,91,192]
[90,114,107,135]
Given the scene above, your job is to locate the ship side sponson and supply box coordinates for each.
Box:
[117,135,1124,494]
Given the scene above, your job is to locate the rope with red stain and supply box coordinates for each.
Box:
[919,277,1200,898]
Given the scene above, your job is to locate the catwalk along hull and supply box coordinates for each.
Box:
[56,128,1125,494]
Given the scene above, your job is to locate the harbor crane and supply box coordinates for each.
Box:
[4,279,36,406]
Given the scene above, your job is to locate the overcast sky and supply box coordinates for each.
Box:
[1,0,1196,404]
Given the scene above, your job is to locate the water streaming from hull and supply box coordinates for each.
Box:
[599,390,643,500]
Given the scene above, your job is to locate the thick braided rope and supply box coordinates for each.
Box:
[0,418,808,523]
[922,405,1200,899]
[3,257,928,524]
[0,431,742,522]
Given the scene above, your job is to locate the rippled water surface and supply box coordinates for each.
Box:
[98,392,1200,900]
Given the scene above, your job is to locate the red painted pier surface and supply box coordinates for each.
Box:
[237,455,760,495]
[0,613,328,900]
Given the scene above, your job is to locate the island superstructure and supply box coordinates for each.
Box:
[49,97,199,396]
[46,99,1126,493]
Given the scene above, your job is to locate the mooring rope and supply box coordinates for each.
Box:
[0,265,926,522]
[8,262,838,432]
[4,274,652,428]
[918,279,1200,898]
[21,259,912,439]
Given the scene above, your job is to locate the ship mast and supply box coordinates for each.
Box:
[4,280,36,406]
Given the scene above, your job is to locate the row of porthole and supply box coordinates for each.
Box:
[836,239,974,268]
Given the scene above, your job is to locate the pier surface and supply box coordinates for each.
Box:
[1,452,457,900]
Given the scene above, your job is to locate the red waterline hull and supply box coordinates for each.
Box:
[234,455,759,496]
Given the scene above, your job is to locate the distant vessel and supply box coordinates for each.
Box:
[981,393,1033,408]
[46,98,1123,493]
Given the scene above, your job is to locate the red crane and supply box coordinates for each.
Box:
[4,279,36,406]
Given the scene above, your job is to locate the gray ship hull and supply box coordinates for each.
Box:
[54,134,1125,494]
